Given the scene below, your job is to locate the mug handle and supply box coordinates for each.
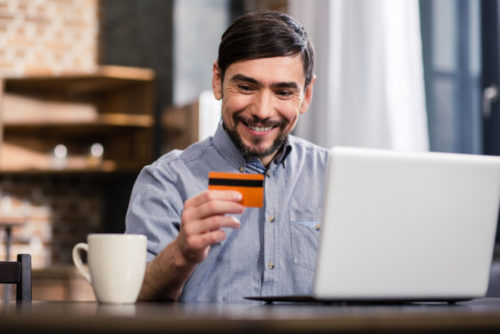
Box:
[72,243,91,283]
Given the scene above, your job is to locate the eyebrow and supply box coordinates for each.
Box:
[272,82,300,90]
[230,74,300,90]
[230,74,259,85]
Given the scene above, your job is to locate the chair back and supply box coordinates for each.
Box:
[0,254,32,302]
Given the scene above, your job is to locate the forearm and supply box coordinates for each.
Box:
[138,240,196,301]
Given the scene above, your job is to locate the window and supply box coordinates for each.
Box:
[420,0,482,154]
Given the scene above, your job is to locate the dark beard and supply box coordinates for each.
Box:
[223,120,287,160]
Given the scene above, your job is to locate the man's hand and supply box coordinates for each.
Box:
[175,190,244,265]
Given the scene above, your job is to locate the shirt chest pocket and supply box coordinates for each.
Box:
[290,210,321,271]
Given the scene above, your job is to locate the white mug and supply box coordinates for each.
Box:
[72,234,147,304]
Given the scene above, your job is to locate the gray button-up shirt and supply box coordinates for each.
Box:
[126,123,329,302]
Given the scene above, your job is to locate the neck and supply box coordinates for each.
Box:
[259,153,276,168]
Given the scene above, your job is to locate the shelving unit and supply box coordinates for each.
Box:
[0,67,156,300]
[0,66,155,173]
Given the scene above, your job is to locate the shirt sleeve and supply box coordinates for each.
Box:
[125,162,185,262]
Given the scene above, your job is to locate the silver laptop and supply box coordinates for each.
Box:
[246,147,500,303]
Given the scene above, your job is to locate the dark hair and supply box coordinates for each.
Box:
[217,11,315,88]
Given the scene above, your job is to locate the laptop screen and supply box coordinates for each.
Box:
[315,147,500,300]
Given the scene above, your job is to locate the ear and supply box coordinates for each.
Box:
[212,62,222,100]
[299,75,316,114]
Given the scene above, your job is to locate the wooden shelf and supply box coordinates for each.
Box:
[0,155,148,174]
[4,114,154,129]
[0,66,155,173]
[4,66,155,96]
[0,166,141,175]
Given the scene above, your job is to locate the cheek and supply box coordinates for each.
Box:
[222,95,252,119]
[277,100,302,124]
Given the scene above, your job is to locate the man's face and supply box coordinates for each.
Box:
[212,55,314,166]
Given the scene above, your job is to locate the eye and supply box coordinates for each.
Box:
[276,90,294,98]
[237,84,254,92]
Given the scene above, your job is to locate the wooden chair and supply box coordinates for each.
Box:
[0,254,31,302]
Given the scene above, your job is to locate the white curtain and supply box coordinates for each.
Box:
[289,0,429,151]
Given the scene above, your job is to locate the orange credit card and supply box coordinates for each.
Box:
[208,172,264,207]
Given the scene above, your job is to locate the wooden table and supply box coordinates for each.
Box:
[2,298,500,333]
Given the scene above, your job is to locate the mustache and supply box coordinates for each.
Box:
[233,114,284,128]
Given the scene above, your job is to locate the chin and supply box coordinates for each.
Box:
[243,142,273,155]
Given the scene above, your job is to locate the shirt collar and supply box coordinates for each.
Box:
[273,138,292,167]
[212,121,293,170]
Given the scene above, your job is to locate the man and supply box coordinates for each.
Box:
[126,10,328,302]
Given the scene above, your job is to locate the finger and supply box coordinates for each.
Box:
[185,190,242,209]
[183,198,244,222]
[183,216,240,236]
[194,200,244,220]
[184,230,227,252]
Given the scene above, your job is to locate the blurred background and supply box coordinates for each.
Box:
[0,0,498,300]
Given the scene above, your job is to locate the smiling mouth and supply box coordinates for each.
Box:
[240,119,280,133]
[247,124,273,132]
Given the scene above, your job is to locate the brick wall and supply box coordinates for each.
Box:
[0,175,104,268]
[0,0,98,75]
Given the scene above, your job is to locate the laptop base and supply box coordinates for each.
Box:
[244,295,470,305]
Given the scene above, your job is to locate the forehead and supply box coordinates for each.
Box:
[224,55,306,87]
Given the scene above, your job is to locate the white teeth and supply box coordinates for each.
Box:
[248,125,272,132]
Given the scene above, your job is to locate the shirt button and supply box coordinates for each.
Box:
[268,216,275,223]
[266,171,271,177]
[268,262,275,270]
[315,224,321,231]
[239,166,245,173]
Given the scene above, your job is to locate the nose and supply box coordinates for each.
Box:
[250,90,275,120]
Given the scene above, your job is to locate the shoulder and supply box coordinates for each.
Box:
[131,137,215,204]
[144,137,214,177]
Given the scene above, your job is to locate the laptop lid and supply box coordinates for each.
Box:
[314,147,500,301]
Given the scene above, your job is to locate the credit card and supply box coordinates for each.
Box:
[208,172,264,207]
